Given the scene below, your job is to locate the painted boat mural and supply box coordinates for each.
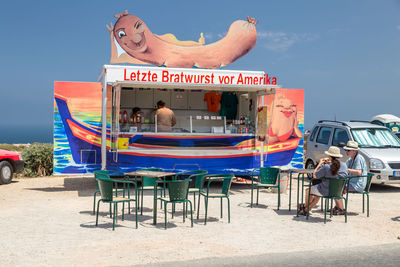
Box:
[54,89,303,174]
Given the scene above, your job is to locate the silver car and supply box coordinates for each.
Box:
[305,120,400,184]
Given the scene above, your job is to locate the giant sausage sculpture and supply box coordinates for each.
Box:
[107,10,258,69]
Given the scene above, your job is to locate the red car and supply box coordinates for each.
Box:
[0,149,24,184]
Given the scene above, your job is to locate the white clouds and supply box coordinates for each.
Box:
[258,31,319,52]
[203,32,214,41]
[217,31,227,39]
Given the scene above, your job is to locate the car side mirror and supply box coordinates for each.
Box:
[337,142,345,148]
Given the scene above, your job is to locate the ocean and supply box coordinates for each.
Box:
[0,124,53,144]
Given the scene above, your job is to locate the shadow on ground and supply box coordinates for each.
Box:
[370,183,400,193]
[27,177,96,197]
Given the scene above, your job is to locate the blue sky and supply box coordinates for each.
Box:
[0,0,399,142]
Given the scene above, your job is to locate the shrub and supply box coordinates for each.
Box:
[22,143,53,177]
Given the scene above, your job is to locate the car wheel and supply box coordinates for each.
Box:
[0,161,14,185]
[305,160,315,179]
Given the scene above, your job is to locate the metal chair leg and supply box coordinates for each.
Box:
[324,197,328,224]
[227,197,231,223]
[96,199,101,226]
[363,194,365,213]
[164,202,167,229]
[197,193,201,220]
[367,194,370,217]
[321,198,323,211]
[122,202,125,220]
[135,198,138,229]
[250,184,254,208]
[345,196,348,223]
[113,203,116,231]
[256,187,259,205]
[141,189,144,215]
[189,200,193,227]
[204,197,208,225]
[93,191,98,215]
[220,198,223,218]
[183,203,185,223]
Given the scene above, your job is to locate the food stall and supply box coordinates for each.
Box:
[54,64,304,174]
[53,10,305,175]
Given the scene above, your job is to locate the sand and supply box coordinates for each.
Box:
[0,175,399,266]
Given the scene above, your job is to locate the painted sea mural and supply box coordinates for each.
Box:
[54,82,304,174]
[258,88,304,169]
[54,82,103,174]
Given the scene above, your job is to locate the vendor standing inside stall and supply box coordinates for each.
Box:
[156,100,176,132]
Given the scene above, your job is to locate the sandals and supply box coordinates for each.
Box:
[333,207,345,215]
[298,204,309,216]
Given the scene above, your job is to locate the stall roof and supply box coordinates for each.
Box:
[100,65,279,93]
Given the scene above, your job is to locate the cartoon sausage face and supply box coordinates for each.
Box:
[114,14,148,53]
[111,11,258,69]
[268,95,302,143]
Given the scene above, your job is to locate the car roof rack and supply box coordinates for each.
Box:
[349,120,372,124]
[318,120,348,126]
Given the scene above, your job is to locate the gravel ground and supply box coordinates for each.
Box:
[1,175,400,266]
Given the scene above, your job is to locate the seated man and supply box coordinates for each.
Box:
[333,140,368,215]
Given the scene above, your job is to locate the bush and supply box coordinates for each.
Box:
[22,143,53,177]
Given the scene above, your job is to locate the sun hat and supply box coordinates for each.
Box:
[343,140,360,151]
[324,146,343,158]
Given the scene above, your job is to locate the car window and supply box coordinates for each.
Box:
[332,128,349,146]
[309,126,319,142]
[351,128,400,147]
[316,127,332,145]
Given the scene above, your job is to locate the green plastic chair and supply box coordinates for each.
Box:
[345,173,374,217]
[134,168,164,215]
[93,170,130,215]
[174,170,208,213]
[307,177,349,224]
[250,167,281,210]
[160,179,193,229]
[197,174,234,225]
[95,175,138,230]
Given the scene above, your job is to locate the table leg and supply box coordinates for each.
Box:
[296,173,300,217]
[153,181,158,225]
[301,173,304,205]
[289,171,293,211]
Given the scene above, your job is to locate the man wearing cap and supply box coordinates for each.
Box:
[333,140,368,215]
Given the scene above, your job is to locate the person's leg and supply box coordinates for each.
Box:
[335,199,344,210]
[307,196,320,211]
[303,187,320,213]
[304,188,310,208]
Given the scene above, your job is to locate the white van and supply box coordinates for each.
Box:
[305,120,400,184]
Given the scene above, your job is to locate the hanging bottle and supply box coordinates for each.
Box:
[123,110,128,123]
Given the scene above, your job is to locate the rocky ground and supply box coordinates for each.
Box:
[1,175,399,266]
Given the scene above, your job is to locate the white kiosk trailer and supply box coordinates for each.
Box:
[54,65,305,175]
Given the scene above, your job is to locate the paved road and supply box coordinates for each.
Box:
[143,242,400,267]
